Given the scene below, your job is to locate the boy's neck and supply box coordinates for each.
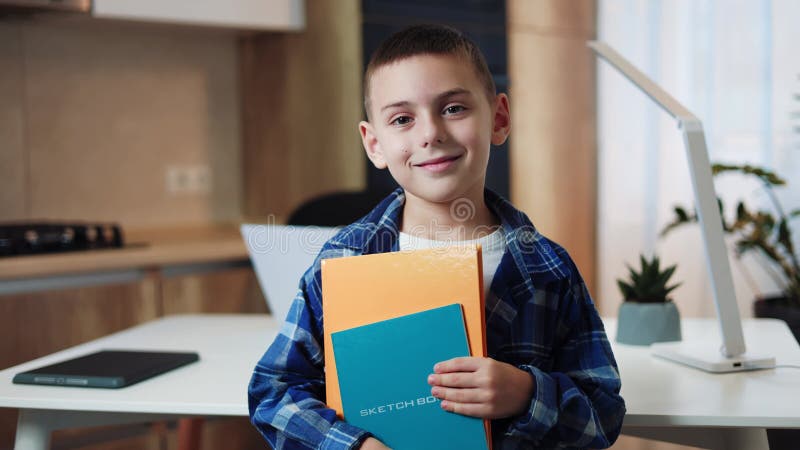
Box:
[400,188,500,242]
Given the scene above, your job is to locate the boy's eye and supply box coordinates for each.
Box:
[390,115,413,126]
[443,105,466,115]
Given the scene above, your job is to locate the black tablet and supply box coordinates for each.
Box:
[12,350,200,389]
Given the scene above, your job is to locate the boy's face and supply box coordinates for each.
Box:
[359,54,510,205]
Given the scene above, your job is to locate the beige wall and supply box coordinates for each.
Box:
[0,20,242,228]
[508,0,598,295]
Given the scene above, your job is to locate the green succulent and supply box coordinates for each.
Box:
[617,255,681,303]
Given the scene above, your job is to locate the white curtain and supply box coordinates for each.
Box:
[597,0,800,318]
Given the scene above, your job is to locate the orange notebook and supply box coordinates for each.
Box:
[320,245,486,418]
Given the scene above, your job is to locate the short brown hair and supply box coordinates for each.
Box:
[363,24,496,119]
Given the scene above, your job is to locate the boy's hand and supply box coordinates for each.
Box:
[360,437,391,450]
[428,357,534,419]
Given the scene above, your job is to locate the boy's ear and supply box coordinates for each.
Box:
[491,93,511,146]
[359,121,387,169]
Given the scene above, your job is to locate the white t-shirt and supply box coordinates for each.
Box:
[398,227,507,300]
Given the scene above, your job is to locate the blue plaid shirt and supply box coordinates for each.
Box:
[249,189,625,449]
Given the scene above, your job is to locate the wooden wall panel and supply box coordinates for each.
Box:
[508,0,595,33]
[241,0,365,223]
[0,24,27,222]
[161,267,267,315]
[507,0,598,296]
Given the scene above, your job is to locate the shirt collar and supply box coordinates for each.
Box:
[330,187,567,278]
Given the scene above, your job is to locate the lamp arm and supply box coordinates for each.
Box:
[680,119,746,356]
[590,39,748,358]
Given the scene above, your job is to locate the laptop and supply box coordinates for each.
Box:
[241,224,339,321]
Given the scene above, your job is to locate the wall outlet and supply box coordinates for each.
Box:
[166,165,212,195]
[166,166,190,194]
[189,165,212,194]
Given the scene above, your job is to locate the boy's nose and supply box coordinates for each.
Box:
[419,117,446,148]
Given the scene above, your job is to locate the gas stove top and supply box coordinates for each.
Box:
[0,222,124,257]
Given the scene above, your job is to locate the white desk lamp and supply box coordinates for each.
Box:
[589,41,775,372]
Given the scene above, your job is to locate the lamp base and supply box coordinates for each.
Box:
[651,341,775,373]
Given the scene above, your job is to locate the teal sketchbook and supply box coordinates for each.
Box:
[331,304,489,450]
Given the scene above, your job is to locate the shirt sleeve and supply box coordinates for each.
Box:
[504,263,626,448]
[248,262,372,450]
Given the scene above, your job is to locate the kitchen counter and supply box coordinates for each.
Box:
[0,225,248,281]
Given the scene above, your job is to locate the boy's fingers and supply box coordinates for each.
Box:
[428,371,479,388]
[440,400,485,418]
[433,357,483,373]
[431,386,484,403]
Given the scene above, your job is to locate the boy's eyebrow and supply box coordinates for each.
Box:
[379,88,473,113]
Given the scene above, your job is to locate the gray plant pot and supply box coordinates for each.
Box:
[616,301,682,346]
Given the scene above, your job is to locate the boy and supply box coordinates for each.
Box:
[249,24,625,449]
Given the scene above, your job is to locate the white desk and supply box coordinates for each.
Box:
[606,317,800,449]
[0,314,280,450]
[1,315,799,450]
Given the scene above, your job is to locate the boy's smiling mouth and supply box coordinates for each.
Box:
[413,154,463,173]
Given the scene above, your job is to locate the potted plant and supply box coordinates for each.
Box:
[616,254,682,345]
[662,163,800,343]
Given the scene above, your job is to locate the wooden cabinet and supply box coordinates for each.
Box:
[241,0,365,223]
[92,0,305,31]
[0,242,267,449]
[0,278,161,372]
[0,278,160,449]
